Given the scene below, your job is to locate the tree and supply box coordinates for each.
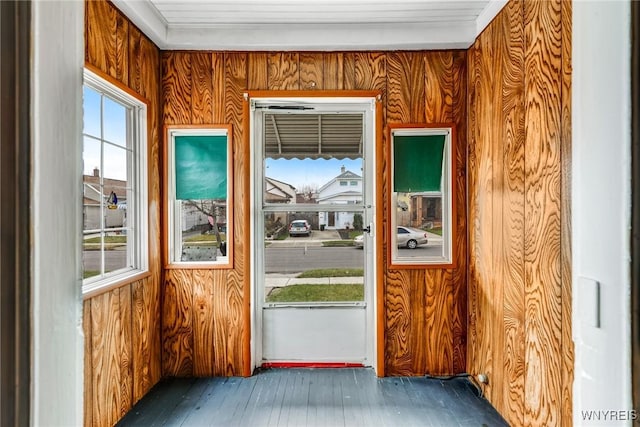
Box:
[353,213,363,230]
[183,199,225,253]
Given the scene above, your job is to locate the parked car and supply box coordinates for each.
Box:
[288,219,311,237]
[354,234,364,248]
[397,226,428,249]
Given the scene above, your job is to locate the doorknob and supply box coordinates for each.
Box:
[363,225,371,234]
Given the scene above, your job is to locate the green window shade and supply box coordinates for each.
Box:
[175,135,227,200]
[393,134,445,192]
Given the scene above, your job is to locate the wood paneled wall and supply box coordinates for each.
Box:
[467,1,573,426]
[161,51,468,377]
[83,1,162,426]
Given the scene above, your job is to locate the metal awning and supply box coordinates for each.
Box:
[264,113,363,159]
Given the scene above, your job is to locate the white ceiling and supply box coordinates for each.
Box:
[112,0,507,51]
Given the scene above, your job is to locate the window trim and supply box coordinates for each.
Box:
[82,68,149,296]
[387,124,457,268]
[164,124,234,269]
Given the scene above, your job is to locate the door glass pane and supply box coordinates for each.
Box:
[264,210,365,303]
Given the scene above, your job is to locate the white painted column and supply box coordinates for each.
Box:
[573,1,633,425]
[31,1,84,425]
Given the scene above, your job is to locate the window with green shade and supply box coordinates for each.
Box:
[167,126,233,268]
[393,135,445,192]
[389,126,455,267]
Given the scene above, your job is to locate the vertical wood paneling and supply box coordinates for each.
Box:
[128,26,143,94]
[467,1,571,426]
[451,50,468,374]
[86,0,122,83]
[387,52,420,124]
[91,287,133,427]
[300,53,324,90]
[114,13,129,85]
[83,302,93,427]
[424,51,453,123]
[248,52,268,90]
[466,40,480,379]
[268,52,300,90]
[162,52,192,125]
[501,1,526,424]
[225,52,249,376]
[212,53,226,123]
[489,9,506,409]
[523,0,563,425]
[132,276,161,402]
[560,1,574,425]
[192,270,215,375]
[191,52,213,124]
[323,53,344,90]
[85,2,163,426]
[342,53,356,90]
[423,50,455,375]
[162,270,194,376]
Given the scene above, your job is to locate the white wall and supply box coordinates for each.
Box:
[573,1,632,425]
[31,1,84,425]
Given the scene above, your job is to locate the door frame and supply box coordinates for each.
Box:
[244,90,385,375]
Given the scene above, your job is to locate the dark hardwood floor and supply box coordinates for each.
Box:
[117,368,508,427]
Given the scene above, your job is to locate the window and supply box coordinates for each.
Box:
[350,181,357,186]
[389,125,455,266]
[340,181,348,186]
[82,69,148,293]
[166,126,233,268]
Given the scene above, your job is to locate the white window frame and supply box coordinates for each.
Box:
[82,69,149,295]
[389,126,455,267]
[166,125,233,269]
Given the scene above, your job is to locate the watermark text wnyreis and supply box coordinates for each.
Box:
[581,410,638,422]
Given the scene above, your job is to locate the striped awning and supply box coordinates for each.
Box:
[264,113,363,159]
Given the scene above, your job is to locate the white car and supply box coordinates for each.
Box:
[353,226,428,249]
[288,219,311,237]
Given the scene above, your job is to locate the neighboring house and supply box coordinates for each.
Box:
[409,192,442,229]
[264,177,296,204]
[264,176,296,232]
[82,168,126,230]
[317,166,362,229]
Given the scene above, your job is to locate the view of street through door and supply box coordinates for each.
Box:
[253,98,376,366]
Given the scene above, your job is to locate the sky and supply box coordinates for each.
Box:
[265,157,363,190]
[83,86,129,181]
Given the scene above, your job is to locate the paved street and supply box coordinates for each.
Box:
[265,246,364,273]
[83,249,126,272]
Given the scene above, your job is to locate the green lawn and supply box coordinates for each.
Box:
[266,284,364,303]
[184,233,226,243]
[322,240,355,247]
[83,270,99,279]
[349,230,363,239]
[297,268,364,278]
[427,227,443,236]
[84,236,126,244]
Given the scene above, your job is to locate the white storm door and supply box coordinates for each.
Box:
[252,98,377,366]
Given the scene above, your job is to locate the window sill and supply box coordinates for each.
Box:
[82,270,151,300]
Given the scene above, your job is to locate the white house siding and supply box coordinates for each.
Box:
[317,169,362,229]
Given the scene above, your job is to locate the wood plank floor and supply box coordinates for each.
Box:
[117,368,509,427]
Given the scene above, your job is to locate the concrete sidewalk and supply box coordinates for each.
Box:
[265,274,363,287]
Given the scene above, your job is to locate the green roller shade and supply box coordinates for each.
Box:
[393,134,445,192]
[175,135,227,200]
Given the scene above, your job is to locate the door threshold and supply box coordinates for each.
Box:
[261,362,365,369]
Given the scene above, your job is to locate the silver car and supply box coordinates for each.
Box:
[396,226,428,249]
[353,226,428,249]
